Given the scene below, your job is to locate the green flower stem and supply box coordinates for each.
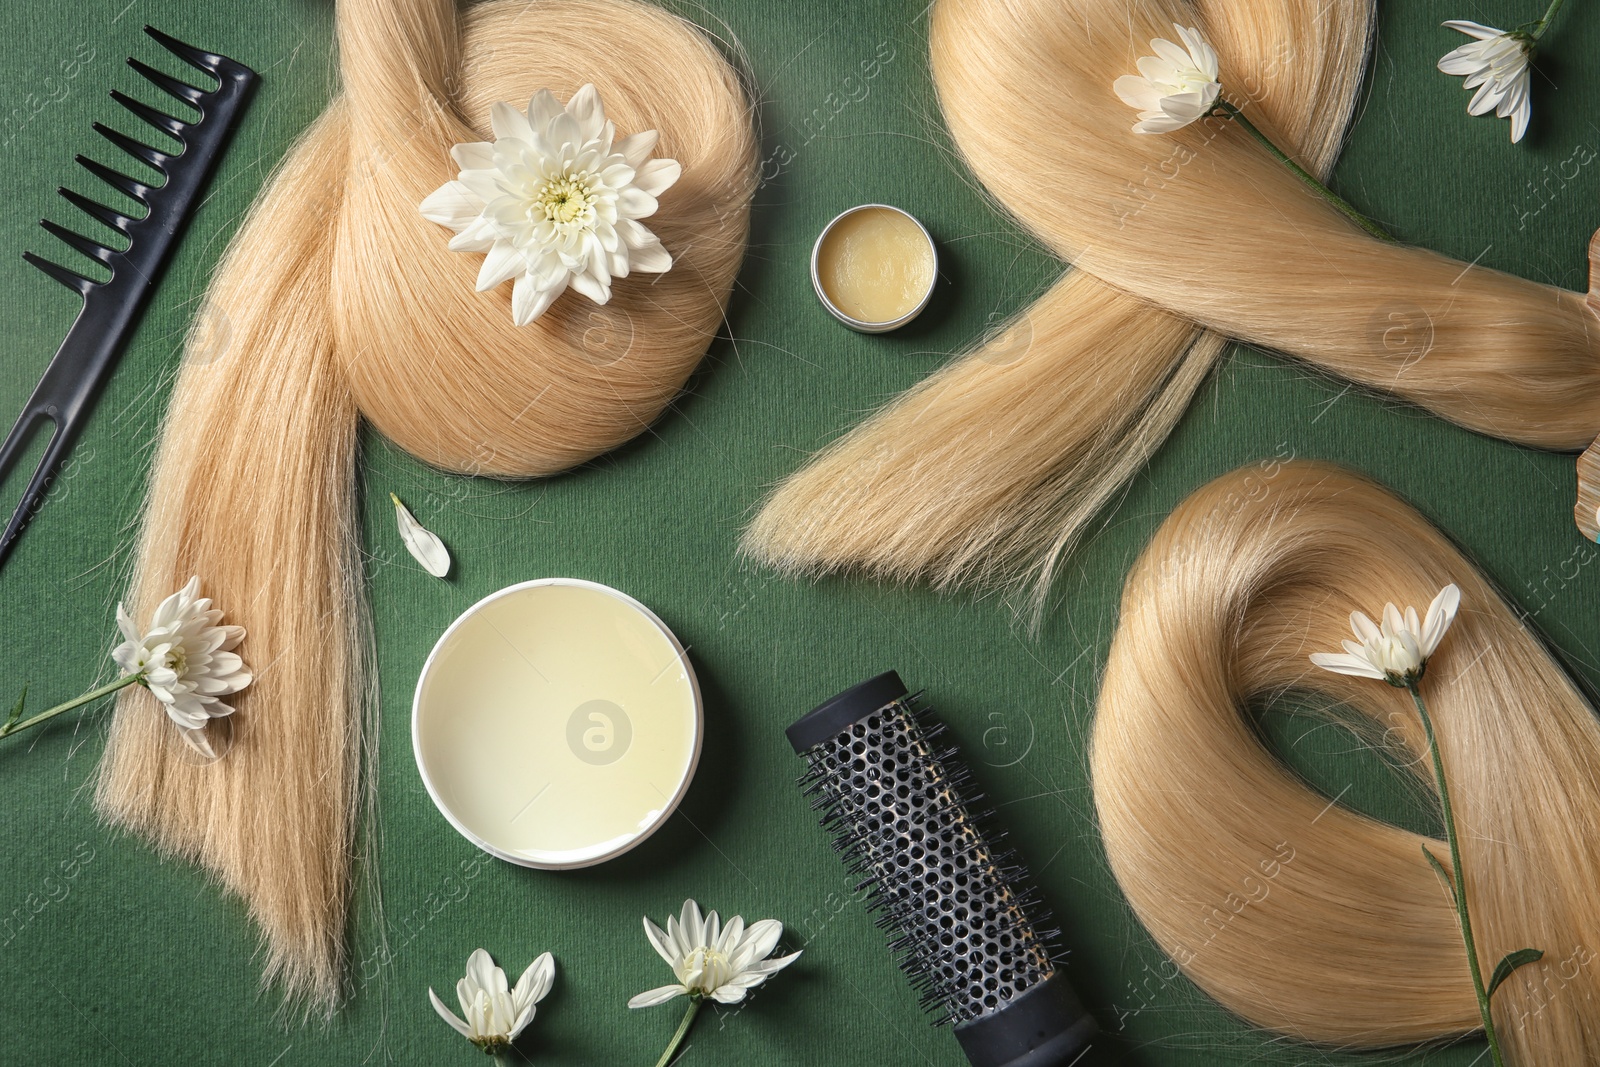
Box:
[1212,100,1394,242]
[1530,0,1567,40]
[652,996,703,1067]
[0,673,143,740]
[1409,682,1506,1067]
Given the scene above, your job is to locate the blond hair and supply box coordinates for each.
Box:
[744,0,1600,617]
[1092,461,1600,1062]
[95,0,755,1008]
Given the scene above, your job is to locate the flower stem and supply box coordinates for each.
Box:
[652,997,702,1067]
[1530,0,1567,40]
[1213,100,1394,242]
[1409,683,1506,1067]
[0,674,143,740]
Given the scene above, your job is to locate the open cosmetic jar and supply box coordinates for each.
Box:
[811,203,938,332]
[412,578,702,869]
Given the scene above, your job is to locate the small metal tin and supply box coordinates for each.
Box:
[811,203,938,334]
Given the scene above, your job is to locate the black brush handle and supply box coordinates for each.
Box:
[0,28,258,570]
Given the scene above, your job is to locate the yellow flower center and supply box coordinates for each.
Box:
[687,945,732,991]
[536,174,595,224]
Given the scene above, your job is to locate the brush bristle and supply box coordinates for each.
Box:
[797,694,1059,1026]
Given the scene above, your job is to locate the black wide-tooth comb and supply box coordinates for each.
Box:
[0,27,257,570]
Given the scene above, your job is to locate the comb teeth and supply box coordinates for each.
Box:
[76,155,154,202]
[93,122,172,171]
[58,188,136,233]
[144,25,225,75]
[39,219,115,265]
[127,57,206,108]
[110,90,185,139]
[22,252,95,295]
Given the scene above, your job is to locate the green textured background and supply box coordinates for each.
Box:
[1,0,1596,1063]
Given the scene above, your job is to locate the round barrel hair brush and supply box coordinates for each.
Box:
[787,671,1096,1067]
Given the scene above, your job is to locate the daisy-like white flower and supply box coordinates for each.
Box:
[419,84,681,325]
[1438,21,1534,143]
[629,898,801,1008]
[1113,24,1222,134]
[1309,584,1461,687]
[112,576,252,754]
[430,948,555,1055]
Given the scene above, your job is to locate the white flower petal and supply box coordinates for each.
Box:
[490,100,535,143]
[430,988,474,1040]
[753,949,802,976]
[566,83,606,143]
[447,218,499,254]
[1132,112,1190,134]
[1442,20,1504,41]
[1420,584,1461,657]
[1381,603,1405,639]
[734,919,784,967]
[643,917,680,967]
[632,158,681,198]
[616,186,659,220]
[450,141,495,172]
[547,111,581,154]
[1308,652,1386,679]
[165,704,209,732]
[1173,25,1218,78]
[390,493,451,578]
[419,182,484,230]
[457,169,504,205]
[1437,47,1485,76]
[1113,74,1164,111]
[1149,37,1196,74]
[679,899,705,951]
[177,725,215,758]
[628,984,688,1009]
[511,273,565,326]
[506,1002,536,1041]
[1467,77,1507,116]
[716,914,745,954]
[1350,610,1381,644]
[512,952,556,1011]
[115,603,140,645]
[475,241,525,292]
[527,88,564,130]
[709,984,749,1005]
[615,129,659,167]
[568,269,610,305]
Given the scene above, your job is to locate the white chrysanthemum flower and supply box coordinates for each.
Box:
[628,899,801,1008]
[430,948,555,1054]
[420,84,682,325]
[112,576,252,754]
[1438,21,1534,143]
[1113,24,1222,134]
[1310,584,1461,687]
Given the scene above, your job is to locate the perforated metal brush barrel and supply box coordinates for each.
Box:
[788,672,1096,1067]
